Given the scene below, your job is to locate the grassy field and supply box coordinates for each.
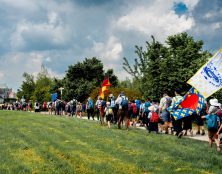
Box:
[0,111,221,174]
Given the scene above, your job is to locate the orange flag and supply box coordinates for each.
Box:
[100,78,111,99]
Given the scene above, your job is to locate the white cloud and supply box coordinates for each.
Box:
[115,68,131,81]
[204,12,214,19]
[0,52,63,91]
[114,2,194,41]
[204,10,222,20]
[47,68,64,79]
[10,11,72,51]
[92,36,123,61]
[0,0,38,11]
[212,22,222,30]
[0,0,221,92]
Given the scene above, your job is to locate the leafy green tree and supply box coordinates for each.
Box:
[165,32,210,93]
[33,65,52,103]
[123,32,210,100]
[17,72,35,100]
[123,36,167,99]
[63,57,105,102]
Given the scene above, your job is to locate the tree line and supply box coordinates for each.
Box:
[17,32,222,103]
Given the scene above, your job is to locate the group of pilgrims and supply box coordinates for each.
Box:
[53,89,222,152]
[2,88,222,151]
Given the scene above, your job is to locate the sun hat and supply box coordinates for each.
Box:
[148,105,155,111]
[209,99,221,107]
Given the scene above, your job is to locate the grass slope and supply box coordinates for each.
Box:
[0,111,221,174]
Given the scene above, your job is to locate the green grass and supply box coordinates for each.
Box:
[0,111,221,174]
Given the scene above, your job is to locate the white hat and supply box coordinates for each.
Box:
[209,99,221,107]
[148,105,155,111]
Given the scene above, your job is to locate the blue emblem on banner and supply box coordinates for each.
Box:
[201,61,222,88]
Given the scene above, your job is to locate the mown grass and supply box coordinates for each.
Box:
[0,111,221,174]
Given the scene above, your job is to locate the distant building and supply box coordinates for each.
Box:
[0,83,16,103]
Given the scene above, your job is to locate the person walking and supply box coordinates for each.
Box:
[86,97,94,120]
[105,102,113,128]
[34,100,40,113]
[196,99,208,135]
[171,89,184,138]
[202,98,221,152]
[159,92,172,134]
[76,102,82,118]
[95,96,102,121]
[115,92,129,129]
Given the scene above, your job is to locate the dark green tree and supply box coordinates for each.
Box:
[104,69,119,87]
[63,57,105,102]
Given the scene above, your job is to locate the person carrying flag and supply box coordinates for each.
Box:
[159,92,172,134]
[171,89,183,138]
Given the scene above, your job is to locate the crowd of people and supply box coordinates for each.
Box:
[1,89,222,151]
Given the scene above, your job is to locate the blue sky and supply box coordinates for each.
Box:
[0,0,221,91]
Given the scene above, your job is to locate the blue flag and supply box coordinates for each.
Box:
[168,88,205,120]
[51,93,58,102]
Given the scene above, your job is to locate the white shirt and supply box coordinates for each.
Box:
[34,102,39,109]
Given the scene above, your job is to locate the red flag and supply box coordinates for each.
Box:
[102,78,111,87]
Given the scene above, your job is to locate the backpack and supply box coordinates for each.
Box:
[144,102,151,112]
[111,100,116,108]
[165,97,172,109]
[207,115,219,130]
[150,111,159,123]
[88,99,93,109]
[121,96,128,109]
[132,103,137,114]
[135,100,141,110]
[128,103,132,111]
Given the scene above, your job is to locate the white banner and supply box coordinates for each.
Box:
[187,49,222,98]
